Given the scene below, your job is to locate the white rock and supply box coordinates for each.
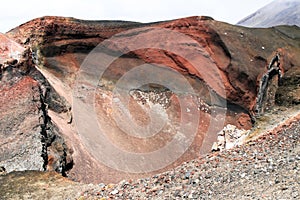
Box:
[213,124,250,151]
[111,189,119,195]
[211,142,219,151]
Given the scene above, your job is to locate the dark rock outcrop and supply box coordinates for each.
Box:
[255,52,283,115]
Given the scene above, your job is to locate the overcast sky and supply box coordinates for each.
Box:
[1,0,274,33]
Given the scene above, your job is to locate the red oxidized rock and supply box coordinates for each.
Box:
[1,16,300,184]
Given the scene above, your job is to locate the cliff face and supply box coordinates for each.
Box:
[7,16,300,112]
[0,49,73,177]
[1,16,300,183]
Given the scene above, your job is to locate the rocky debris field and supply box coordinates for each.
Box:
[1,116,299,199]
[94,119,300,199]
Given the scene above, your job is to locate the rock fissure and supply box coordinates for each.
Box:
[38,85,51,171]
[37,84,73,176]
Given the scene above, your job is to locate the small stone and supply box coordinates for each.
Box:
[110,189,119,195]
[205,174,211,179]
[150,186,159,192]
[193,179,200,185]
[185,171,191,179]
[174,190,180,197]
[211,142,219,152]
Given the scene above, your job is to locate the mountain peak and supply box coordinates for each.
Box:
[237,0,300,27]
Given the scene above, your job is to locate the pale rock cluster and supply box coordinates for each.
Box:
[130,89,172,109]
[212,124,250,151]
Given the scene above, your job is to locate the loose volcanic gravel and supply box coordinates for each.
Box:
[79,120,300,200]
[1,120,299,200]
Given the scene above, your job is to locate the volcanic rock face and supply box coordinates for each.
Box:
[0,49,73,176]
[1,16,300,184]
